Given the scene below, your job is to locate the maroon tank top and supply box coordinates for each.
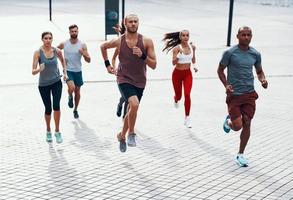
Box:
[117,34,147,88]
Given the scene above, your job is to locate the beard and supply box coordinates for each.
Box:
[240,40,250,46]
[126,27,138,34]
[70,34,77,39]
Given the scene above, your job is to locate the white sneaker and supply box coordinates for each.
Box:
[184,116,192,128]
[174,101,179,108]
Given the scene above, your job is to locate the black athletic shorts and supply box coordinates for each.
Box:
[118,83,144,102]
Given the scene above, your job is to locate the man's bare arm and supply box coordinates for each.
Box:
[217,63,234,93]
[144,38,157,69]
[100,38,120,61]
[80,43,91,63]
[256,66,268,89]
[100,37,120,74]
[57,42,64,50]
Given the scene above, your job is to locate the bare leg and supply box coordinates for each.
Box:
[127,96,139,134]
[120,96,139,138]
[120,113,129,139]
[239,115,251,154]
[53,110,60,132]
[45,114,51,132]
[67,81,75,97]
[67,81,75,109]
[229,116,242,131]
[74,87,81,111]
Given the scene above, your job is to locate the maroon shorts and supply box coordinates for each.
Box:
[226,91,258,121]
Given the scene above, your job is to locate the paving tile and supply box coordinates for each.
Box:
[1,1,293,200]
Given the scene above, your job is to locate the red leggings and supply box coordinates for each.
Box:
[172,68,193,116]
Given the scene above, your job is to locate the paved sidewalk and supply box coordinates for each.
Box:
[1,0,293,199]
[1,77,293,200]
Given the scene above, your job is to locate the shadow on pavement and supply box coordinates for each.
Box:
[71,119,111,161]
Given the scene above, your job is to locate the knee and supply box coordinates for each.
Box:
[75,87,80,94]
[68,85,75,93]
[129,101,139,112]
[233,125,242,131]
[184,93,191,100]
[242,115,251,127]
[232,119,243,131]
[75,90,80,97]
[53,103,60,111]
[45,108,52,115]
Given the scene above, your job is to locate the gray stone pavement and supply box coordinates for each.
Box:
[1,0,293,199]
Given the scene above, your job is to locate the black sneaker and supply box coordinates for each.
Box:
[68,96,73,108]
[117,133,126,152]
[73,110,79,119]
[116,103,122,117]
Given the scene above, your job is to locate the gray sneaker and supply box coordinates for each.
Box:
[117,133,126,153]
[127,133,136,147]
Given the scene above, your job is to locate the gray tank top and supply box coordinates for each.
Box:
[117,34,147,88]
[64,39,82,72]
[38,48,61,86]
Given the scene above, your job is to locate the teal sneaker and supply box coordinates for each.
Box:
[127,133,136,147]
[68,96,73,108]
[55,132,63,144]
[46,132,52,143]
[236,154,248,167]
[223,115,231,134]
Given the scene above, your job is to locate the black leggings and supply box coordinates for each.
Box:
[118,96,129,118]
[38,80,62,115]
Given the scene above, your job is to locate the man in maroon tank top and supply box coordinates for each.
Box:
[100,14,157,152]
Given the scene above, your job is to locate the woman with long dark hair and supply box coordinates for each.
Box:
[32,31,67,143]
[163,30,197,128]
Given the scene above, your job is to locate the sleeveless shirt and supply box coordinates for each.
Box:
[177,44,193,64]
[117,34,147,88]
[64,39,83,72]
[38,48,61,87]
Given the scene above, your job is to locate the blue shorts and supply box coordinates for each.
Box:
[66,71,83,87]
[118,83,144,102]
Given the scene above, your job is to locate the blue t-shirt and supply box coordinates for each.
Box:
[220,45,262,95]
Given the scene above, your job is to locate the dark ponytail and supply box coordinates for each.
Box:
[162,31,181,53]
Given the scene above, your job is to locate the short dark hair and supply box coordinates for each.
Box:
[41,31,53,39]
[69,24,78,30]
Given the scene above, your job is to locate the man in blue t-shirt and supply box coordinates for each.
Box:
[217,26,268,167]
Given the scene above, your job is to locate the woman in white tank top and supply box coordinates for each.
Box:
[163,30,197,128]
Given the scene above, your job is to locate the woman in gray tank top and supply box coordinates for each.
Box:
[32,31,67,144]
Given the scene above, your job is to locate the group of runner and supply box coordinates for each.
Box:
[32,14,268,167]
